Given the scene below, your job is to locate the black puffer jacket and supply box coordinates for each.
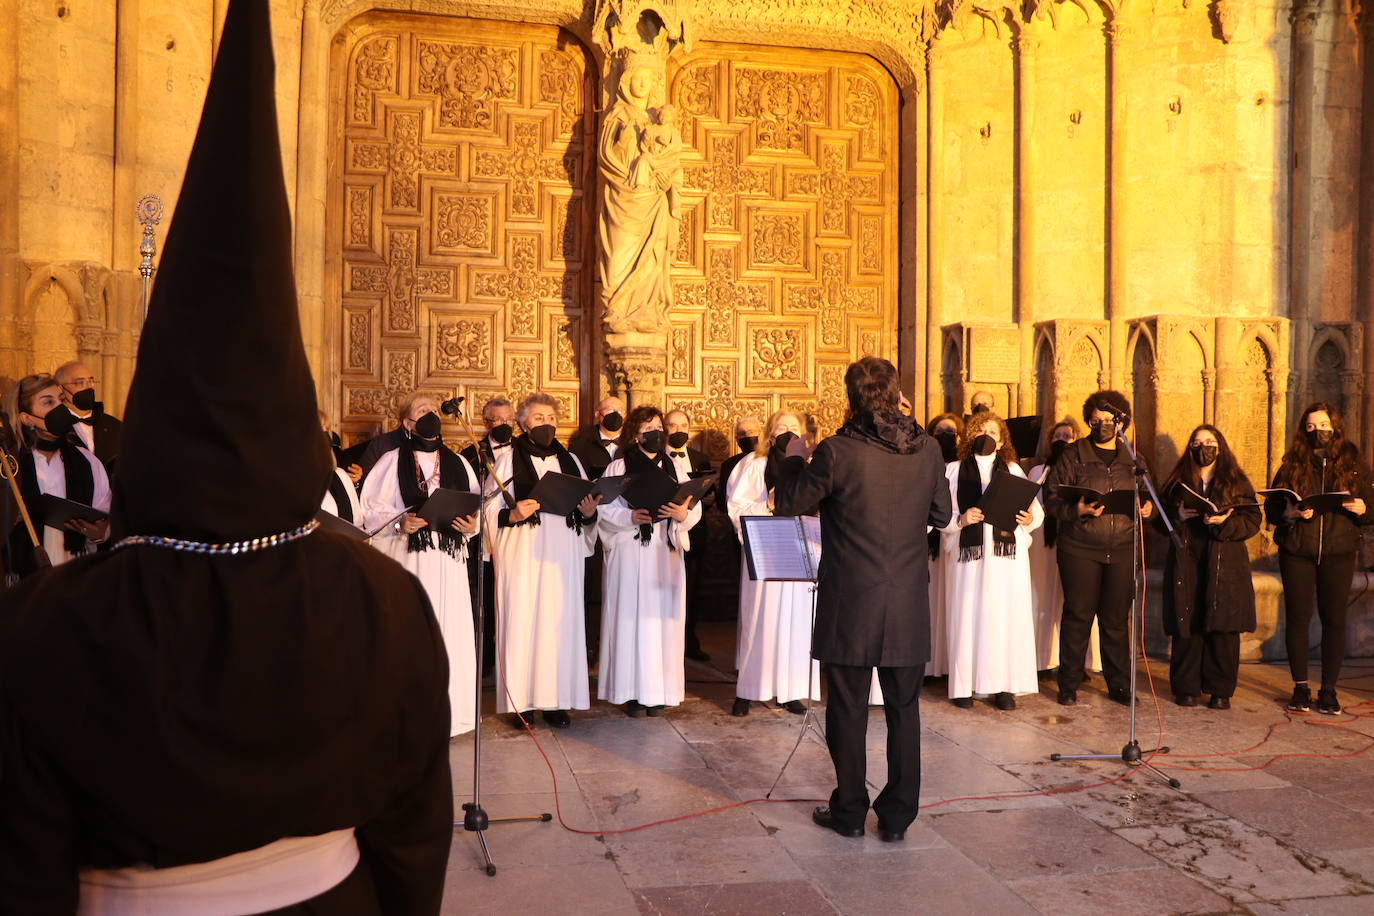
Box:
[1043,438,1143,562]
[1264,447,1374,561]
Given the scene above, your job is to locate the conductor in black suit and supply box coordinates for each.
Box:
[774,356,952,842]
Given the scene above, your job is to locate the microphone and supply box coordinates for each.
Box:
[1097,400,1127,422]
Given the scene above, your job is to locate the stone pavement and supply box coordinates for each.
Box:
[442,627,1374,915]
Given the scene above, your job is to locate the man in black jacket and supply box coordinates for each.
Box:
[54,361,123,472]
[775,357,951,842]
[567,396,626,481]
[1043,391,1153,706]
[665,408,714,661]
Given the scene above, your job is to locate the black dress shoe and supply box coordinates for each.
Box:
[876,823,906,842]
[782,699,807,714]
[811,807,863,838]
[951,696,974,709]
[542,709,571,728]
[624,700,646,718]
[994,692,1016,711]
[1175,694,1198,707]
[645,705,665,717]
[1056,689,1077,706]
[1207,695,1230,710]
[731,697,750,717]
[1317,689,1342,715]
[503,713,529,731]
[1108,687,1132,706]
[685,648,711,662]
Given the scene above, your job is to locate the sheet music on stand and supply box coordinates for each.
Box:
[741,515,821,582]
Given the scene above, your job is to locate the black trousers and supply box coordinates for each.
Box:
[584,545,604,664]
[1056,550,1135,693]
[683,545,706,655]
[1169,631,1240,698]
[1279,550,1356,688]
[824,663,922,832]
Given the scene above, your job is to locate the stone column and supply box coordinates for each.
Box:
[295,0,330,402]
[1105,11,1130,390]
[0,0,20,378]
[1358,7,1374,455]
[1290,0,1321,425]
[1201,367,1216,425]
[924,36,947,419]
[109,0,141,406]
[1014,21,1039,416]
[901,78,925,412]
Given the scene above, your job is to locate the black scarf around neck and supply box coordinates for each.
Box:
[510,433,586,532]
[21,441,95,555]
[325,470,354,523]
[396,436,470,556]
[624,446,679,547]
[957,455,1016,562]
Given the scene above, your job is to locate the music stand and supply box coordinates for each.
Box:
[739,515,827,797]
[1048,427,1183,789]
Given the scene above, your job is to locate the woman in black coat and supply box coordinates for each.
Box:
[1264,402,1374,715]
[1157,425,1261,709]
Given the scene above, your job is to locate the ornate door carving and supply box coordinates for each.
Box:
[665,43,899,458]
[331,16,594,442]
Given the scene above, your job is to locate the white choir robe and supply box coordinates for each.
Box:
[940,456,1043,699]
[596,455,703,707]
[321,467,363,522]
[927,465,955,678]
[1028,463,1103,673]
[482,448,598,714]
[726,453,820,704]
[31,445,112,566]
[361,447,480,737]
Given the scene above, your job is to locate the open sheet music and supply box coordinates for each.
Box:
[741,515,821,582]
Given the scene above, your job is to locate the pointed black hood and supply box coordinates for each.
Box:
[112,0,331,542]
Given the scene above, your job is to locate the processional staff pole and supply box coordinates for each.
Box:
[136,195,164,324]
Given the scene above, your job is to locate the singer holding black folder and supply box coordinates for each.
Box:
[774,357,952,843]
[1264,403,1374,715]
[1157,425,1261,709]
[361,391,481,737]
[5,373,111,574]
[1043,391,1153,707]
[597,406,701,717]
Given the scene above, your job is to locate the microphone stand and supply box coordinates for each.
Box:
[1050,425,1181,789]
[447,401,551,877]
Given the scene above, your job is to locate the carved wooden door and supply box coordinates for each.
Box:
[331,16,594,443]
[665,43,899,458]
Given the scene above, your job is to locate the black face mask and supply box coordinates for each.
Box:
[737,436,758,454]
[640,429,665,453]
[413,411,442,440]
[1091,422,1117,444]
[970,433,997,457]
[72,388,97,412]
[1049,439,1069,464]
[771,431,797,455]
[43,405,76,437]
[667,431,690,449]
[529,424,558,449]
[933,430,957,463]
[489,423,513,444]
[1191,444,1219,467]
[1307,429,1333,449]
[601,411,623,433]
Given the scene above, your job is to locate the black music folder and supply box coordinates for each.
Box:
[527,471,595,517]
[624,467,716,511]
[1176,483,1259,516]
[1258,488,1352,513]
[977,474,1042,531]
[414,488,482,528]
[1054,485,1140,516]
[740,515,822,582]
[589,474,630,503]
[38,495,108,527]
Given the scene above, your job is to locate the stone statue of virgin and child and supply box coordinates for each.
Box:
[598,59,684,335]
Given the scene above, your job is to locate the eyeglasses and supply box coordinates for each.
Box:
[64,378,96,388]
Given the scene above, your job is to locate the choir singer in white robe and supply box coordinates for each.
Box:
[597,406,702,716]
[727,408,820,717]
[361,392,480,737]
[483,393,602,729]
[940,412,1042,710]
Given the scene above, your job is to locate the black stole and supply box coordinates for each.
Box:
[623,446,679,547]
[510,434,586,531]
[395,437,470,556]
[325,470,354,523]
[21,440,95,555]
[957,455,1016,562]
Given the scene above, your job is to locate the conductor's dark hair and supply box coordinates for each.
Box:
[618,405,665,452]
[845,356,901,417]
[1082,389,1131,429]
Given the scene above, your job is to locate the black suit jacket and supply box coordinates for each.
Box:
[775,418,952,668]
[88,413,122,470]
[567,425,617,480]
